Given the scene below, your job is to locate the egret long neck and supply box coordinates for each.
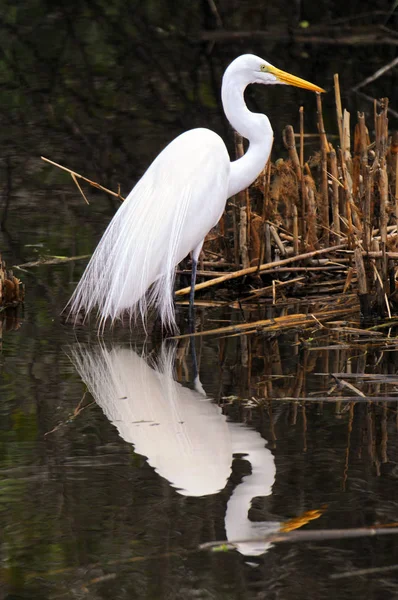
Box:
[222,72,273,198]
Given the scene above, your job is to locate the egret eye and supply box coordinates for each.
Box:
[260,65,269,72]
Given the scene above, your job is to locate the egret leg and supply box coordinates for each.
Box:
[189,241,203,333]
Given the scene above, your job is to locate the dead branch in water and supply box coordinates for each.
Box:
[41,157,125,202]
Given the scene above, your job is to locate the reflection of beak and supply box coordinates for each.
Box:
[267,66,325,93]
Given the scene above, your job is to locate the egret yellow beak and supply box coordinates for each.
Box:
[267,66,325,93]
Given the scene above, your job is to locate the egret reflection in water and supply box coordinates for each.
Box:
[69,342,277,555]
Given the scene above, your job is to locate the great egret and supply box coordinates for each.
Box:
[68,54,324,330]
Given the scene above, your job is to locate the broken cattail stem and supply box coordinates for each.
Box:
[316,93,329,245]
[342,109,352,166]
[231,201,240,268]
[305,172,318,248]
[235,133,250,268]
[293,204,299,255]
[379,157,389,288]
[299,106,304,168]
[354,247,371,319]
[283,125,301,180]
[363,165,372,252]
[300,176,309,252]
[329,145,341,240]
[299,106,307,250]
[334,74,344,150]
[379,158,388,248]
[249,214,262,267]
[270,225,286,256]
[264,223,272,264]
[239,205,250,269]
[259,160,272,267]
[339,148,354,246]
[375,98,389,159]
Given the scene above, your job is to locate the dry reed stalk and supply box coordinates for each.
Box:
[249,214,262,267]
[300,179,309,251]
[364,251,398,259]
[217,215,228,261]
[304,167,318,248]
[241,276,305,301]
[239,205,250,269]
[299,106,304,169]
[378,157,389,287]
[235,133,250,268]
[354,247,371,319]
[374,102,389,298]
[356,113,372,252]
[339,148,355,245]
[378,159,389,248]
[269,225,286,256]
[328,145,341,240]
[282,126,302,253]
[259,160,272,267]
[375,98,389,159]
[293,204,299,254]
[231,201,240,267]
[363,164,372,252]
[352,112,369,202]
[264,223,272,264]
[342,109,352,167]
[283,125,301,180]
[334,73,344,150]
[316,94,329,244]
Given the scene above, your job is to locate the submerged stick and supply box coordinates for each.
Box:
[14,254,91,269]
[173,303,357,339]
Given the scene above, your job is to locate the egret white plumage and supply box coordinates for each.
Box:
[68,54,324,330]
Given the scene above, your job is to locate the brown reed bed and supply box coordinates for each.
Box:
[203,323,398,479]
[0,256,24,310]
[176,78,398,324]
[42,76,398,331]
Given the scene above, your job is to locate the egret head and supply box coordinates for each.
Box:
[226,54,325,93]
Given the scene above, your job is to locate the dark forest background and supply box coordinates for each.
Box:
[1,0,397,203]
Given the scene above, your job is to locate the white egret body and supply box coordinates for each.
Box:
[68,55,323,329]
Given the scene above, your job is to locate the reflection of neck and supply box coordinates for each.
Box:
[221,71,273,198]
[225,422,277,556]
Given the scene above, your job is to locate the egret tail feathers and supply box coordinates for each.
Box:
[66,128,230,331]
[67,161,193,331]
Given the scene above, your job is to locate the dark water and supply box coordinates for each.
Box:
[3,299,398,599]
[1,2,398,599]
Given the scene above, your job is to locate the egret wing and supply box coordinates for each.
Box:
[68,128,230,329]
